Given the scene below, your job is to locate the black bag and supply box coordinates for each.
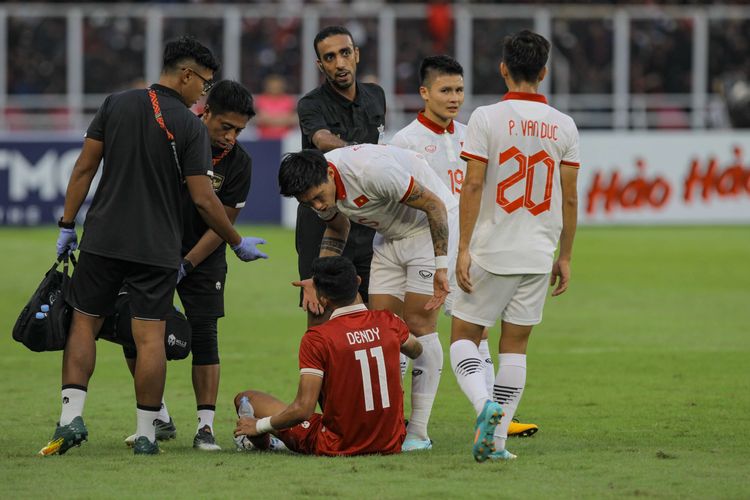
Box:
[97,291,191,361]
[12,253,75,352]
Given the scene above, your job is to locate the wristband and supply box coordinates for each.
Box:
[181,259,194,274]
[57,217,75,229]
[256,416,274,434]
[435,255,449,269]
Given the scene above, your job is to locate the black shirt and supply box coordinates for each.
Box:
[297,80,386,148]
[181,143,252,269]
[80,84,211,269]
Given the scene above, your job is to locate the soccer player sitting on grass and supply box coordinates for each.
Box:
[233,256,422,456]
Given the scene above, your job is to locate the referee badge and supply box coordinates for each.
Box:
[210,173,225,191]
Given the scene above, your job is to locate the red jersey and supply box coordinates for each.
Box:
[298,303,410,456]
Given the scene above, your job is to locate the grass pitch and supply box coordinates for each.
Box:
[0,225,748,499]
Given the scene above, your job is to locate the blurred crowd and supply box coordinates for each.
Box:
[6,3,750,130]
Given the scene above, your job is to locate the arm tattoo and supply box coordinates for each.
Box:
[405,182,425,204]
[320,236,346,255]
[425,199,449,257]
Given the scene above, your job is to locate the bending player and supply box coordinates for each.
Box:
[390,55,538,439]
[279,143,457,451]
[233,256,422,456]
[450,30,580,461]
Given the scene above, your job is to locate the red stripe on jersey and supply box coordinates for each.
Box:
[460,151,488,164]
[399,176,415,203]
[560,160,580,168]
[328,161,347,200]
[503,92,548,104]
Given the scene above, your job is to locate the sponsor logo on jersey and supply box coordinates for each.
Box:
[353,194,369,208]
[210,173,224,191]
[418,270,433,279]
[425,144,437,153]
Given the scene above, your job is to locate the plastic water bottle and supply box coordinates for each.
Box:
[238,396,254,418]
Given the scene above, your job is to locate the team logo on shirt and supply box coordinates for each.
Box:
[210,173,224,192]
[425,145,437,153]
[301,421,310,429]
[215,281,222,290]
[353,195,370,207]
[418,270,433,279]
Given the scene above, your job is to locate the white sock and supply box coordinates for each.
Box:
[60,386,87,426]
[158,398,170,422]
[399,352,409,382]
[450,340,489,415]
[136,407,159,442]
[406,333,442,441]
[492,353,527,451]
[197,407,216,433]
[478,338,495,396]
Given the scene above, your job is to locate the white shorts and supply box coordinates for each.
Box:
[369,210,458,300]
[452,265,550,327]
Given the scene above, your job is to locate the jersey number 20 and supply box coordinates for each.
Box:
[354,347,390,412]
[497,146,554,215]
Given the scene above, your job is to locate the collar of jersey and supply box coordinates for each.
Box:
[328,161,347,200]
[502,92,548,104]
[417,111,454,134]
[323,80,360,106]
[330,303,368,319]
[149,83,183,101]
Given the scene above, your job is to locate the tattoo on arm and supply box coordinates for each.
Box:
[425,200,449,257]
[320,236,346,255]
[405,182,425,204]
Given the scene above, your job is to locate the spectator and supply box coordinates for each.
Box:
[254,74,298,139]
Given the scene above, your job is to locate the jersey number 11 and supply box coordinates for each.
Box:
[354,346,391,412]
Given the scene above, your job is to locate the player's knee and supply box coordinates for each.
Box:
[403,313,437,335]
[190,317,220,365]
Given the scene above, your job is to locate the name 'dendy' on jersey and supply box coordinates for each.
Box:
[346,327,381,345]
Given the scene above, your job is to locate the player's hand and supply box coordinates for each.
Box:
[550,258,571,296]
[232,236,269,262]
[56,228,78,258]
[234,416,260,437]
[456,249,473,293]
[292,278,324,315]
[424,268,450,311]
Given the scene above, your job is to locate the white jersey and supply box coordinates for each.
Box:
[460,92,580,274]
[390,112,467,199]
[317,144,457,241]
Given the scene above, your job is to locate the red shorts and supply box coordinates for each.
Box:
[276,413,323,455]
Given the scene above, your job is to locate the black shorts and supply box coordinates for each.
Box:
[67,251,177,320]
[296,204,374,303]
[176,265,226,318]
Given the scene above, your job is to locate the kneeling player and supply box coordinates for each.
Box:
[233,256,423,456]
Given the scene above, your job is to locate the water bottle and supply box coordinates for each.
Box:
[238,396,254,418]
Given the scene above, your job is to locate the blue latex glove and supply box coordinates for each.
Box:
[177,262,188,284]
[231,236,268,262]
[56,227,78,257]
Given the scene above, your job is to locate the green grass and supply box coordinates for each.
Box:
[0,225,748,499]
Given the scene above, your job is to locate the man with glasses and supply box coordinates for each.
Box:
[41,36,266,456]
[121,80,261,451]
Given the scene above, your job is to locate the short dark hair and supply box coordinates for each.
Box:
[502,30,550,84]
[163,36,220,73]
[278,149,329,198]
[420,55,463,87]
[312,256,359,307]
[314,26,355,59]
[205,80,255,118]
